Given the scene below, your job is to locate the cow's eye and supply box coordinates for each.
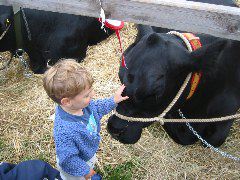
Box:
[127,74,134,83]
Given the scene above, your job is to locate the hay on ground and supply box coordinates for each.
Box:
[0,23,240,179]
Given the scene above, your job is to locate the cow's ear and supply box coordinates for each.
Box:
[136,25,154,42]
[190,39,228,72]
[147,33,160,45]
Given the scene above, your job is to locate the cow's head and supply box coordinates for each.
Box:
[107,31,228,144]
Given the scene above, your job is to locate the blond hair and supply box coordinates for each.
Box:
[43,59,94,104]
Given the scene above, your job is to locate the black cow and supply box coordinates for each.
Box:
[107,0,240,147]
[0,6,16,53]
[0,6,113,73]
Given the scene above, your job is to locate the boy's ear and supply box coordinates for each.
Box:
[61,97,71,106]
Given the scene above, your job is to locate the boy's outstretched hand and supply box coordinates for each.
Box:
[114,84,129,104]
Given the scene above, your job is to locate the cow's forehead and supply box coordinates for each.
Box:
[126,34,185,73]
[127,60,166,77]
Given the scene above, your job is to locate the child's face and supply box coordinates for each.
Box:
[69,87,95,110]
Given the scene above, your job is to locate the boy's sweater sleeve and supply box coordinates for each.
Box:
[92,97,117,119]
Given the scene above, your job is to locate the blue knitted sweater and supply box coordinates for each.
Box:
[54,97,116,176]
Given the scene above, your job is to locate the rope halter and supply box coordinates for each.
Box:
[114,31,240,124]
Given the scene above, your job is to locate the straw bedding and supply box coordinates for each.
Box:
[0,22,239,179]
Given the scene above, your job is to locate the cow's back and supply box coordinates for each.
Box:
[21,9,113,73]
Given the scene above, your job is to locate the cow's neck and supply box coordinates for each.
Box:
[168,32,222,118]
[180,75,223,118]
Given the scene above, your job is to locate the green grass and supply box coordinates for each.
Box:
[97,161,136,180]
[20,152,50,163]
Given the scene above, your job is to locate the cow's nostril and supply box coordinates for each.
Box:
[127,74,134,83]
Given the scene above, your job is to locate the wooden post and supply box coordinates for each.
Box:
[2,0,240,40]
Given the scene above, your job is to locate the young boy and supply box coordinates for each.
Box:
[43,59,128,180]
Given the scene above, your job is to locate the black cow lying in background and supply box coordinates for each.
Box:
[107,0,240,147]
[0,5,16,53]
[0,6,113,73]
